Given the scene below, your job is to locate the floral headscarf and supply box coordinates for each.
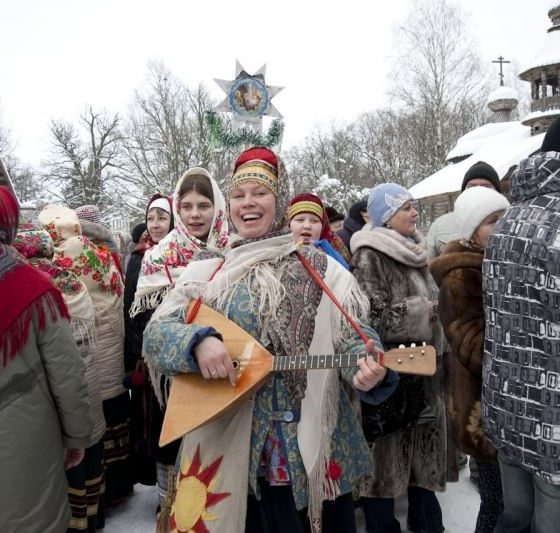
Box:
[130,168,229,317]
[14,223,95,326]
[38,205,124,307]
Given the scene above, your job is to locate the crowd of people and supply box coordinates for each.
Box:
[1,117,560,533]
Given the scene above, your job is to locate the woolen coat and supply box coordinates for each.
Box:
[350,226,447,497]
[0,303,91,533]
[429,240,497,463]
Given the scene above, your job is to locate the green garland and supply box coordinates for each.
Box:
[205,111,284,150]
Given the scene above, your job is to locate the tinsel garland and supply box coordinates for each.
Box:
[205,111,284,150]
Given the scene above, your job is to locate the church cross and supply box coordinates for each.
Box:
[492,56,511,86]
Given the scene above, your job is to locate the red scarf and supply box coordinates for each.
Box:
[0,188,70,366]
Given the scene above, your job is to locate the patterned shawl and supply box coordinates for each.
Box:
[38,205,124,309]
[13,223,96,345]
[0,189,69,367]
[130,168,229,318]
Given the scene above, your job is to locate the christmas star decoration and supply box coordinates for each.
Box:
[214,61,283,131]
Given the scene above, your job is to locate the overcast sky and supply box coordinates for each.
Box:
[0,0,557,166]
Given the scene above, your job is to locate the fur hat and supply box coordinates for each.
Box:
[541,116,560,153]
[75,204,101,224]
[367,183,413,228]
[348,199,368,224]
[454,186,510,241]
[461,161,501,192]
[325,206,344,223]
[131,223,147,244]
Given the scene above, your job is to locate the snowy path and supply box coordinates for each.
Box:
[103,466,479,532]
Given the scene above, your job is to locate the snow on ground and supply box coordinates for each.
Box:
[104,466,480,532]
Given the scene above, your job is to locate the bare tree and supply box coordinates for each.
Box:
[390,0,487,179]
[117,62,236,213]
[5,156,39,202]
[285,123,364,190]
[43,108,122,209]
[0,121,11,157]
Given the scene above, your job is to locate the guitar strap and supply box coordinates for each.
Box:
[295,249,384,366]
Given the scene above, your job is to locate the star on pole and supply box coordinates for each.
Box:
[214,60,283,132]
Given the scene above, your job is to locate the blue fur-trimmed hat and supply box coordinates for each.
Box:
[367,183,413,228]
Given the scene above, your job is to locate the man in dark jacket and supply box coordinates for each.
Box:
[482,118,560,532]
[337,198,368,250]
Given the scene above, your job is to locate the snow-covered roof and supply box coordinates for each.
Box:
[519,28,560,76]
[410,122,545,199]
[487,86,519,104]
[446,122,527,162]
[522,107,560,123]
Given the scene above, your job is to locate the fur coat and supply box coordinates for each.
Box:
[429,240,497,463]
[350,227,447,497]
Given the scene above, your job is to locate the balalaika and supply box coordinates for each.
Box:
[160,304,436,446]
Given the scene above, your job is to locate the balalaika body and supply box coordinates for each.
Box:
[160,304,436,446]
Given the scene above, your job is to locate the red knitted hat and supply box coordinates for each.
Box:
[288,193,333,241]
[288,193,325,222]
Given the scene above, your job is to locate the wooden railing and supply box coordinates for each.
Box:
[531,95,560,113]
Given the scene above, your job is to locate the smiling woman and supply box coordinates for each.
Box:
[130,168,229,318]
[143,146,397,533]
[178,175,215,241]
[128,168,229,517]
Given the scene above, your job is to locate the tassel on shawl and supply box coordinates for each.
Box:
[70,316,96,351]
[205,258,289,333]
[306,368,341,527]
[1,289,70,367]
[129,285,171,318]
[331,273,370,347]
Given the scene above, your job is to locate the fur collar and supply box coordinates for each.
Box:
[429,239,483,287]
[79,219,116,249]
[350,226,428,267]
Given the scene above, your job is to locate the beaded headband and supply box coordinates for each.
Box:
[228,160,278,196]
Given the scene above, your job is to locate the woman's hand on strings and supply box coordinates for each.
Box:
[194,336,237,386]
[353,339,387,392]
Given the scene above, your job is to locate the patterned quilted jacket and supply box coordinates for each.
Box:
[482,151,560,484]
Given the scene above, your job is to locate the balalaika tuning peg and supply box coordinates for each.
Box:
[410,343,416,348]
[399,344,405,349]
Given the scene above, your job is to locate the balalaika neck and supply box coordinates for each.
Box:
[272,353,372,372]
